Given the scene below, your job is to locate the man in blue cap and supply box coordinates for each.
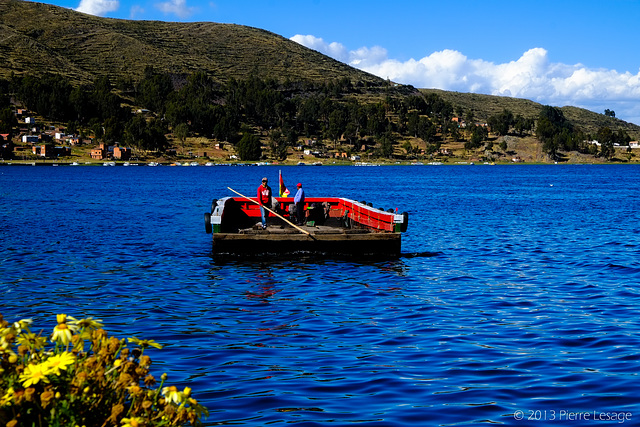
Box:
[294,182,305,225]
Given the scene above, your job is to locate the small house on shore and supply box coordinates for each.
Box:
[32,145,71,158]
[113,145,131,160]
[91,142,131,160]
[22,135,39,144]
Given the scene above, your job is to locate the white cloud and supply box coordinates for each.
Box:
[154,0,196,19]
[291,34,640,125]
[129,4,145,19]
[75,0,119,16]
[290,35,349,63]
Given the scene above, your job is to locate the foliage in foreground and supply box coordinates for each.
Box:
[0,314,208,427]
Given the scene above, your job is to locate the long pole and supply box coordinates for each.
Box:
[227,186,311,236]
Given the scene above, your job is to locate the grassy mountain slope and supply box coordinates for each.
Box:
[0,0,384,86]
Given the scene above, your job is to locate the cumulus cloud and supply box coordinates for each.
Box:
[75,0,119,16]
[129,4,145,19]
[291,34,640,125]
[290,35,349,63]
[154,0,196,19]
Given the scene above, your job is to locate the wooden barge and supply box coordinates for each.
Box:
[204,196,408,257]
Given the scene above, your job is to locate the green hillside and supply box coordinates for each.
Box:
[0,0,384,86]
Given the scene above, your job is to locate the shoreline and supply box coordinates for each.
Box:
[1,159,635,167]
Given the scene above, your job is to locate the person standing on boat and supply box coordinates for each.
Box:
[294,182,305,224]
[257,177,272,229]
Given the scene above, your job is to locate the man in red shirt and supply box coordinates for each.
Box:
[257,177,272,229]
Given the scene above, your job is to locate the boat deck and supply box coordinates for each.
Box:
[238,223,374,235]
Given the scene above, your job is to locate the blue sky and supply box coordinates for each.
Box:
[39,0,640,125]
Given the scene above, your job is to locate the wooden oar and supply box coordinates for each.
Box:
[227,187,312,236]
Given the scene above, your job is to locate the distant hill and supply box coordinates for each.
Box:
[421,89,640,139]
[1,0,639,142]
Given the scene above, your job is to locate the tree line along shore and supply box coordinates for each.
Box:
[1,70,639,166]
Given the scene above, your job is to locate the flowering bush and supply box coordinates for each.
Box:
[0,313,208,426]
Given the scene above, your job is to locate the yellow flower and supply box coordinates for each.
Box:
[45,351,76,375]
[1,387,14,406]
[52,322,73,345]
[51,315,79,346]
[69,316,104,331]
[121,417,144,427]
[128,337,163,349]
[13,318,33,333]
[16,332,47,350]
[161,386,183,405]
[0,336,15,356]
[19,363,50,387]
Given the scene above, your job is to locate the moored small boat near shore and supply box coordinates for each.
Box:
[205,195,408,257]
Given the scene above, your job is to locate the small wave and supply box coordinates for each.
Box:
[401,251,443,258]
[605,263,640,274]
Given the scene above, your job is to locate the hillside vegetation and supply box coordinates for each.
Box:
[1,0,640,165]
[0,0,383,86]
[421,89,640,138]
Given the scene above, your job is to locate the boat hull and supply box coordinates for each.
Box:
[212,229,402,258]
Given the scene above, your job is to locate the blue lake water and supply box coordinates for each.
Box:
[1,164,640,426]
